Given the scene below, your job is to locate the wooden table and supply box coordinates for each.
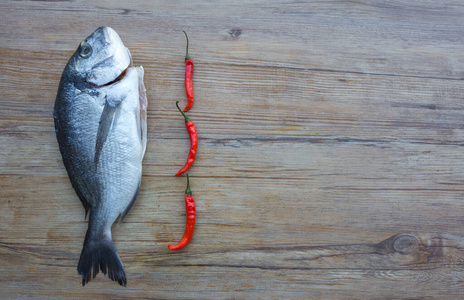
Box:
[2,1,464,298]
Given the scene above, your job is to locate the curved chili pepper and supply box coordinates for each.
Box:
[175,101,198,177]
[168,174,196,251]
[182,30,194,112]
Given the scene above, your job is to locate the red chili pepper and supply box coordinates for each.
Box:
[182,30,194,112]
[175,101,198,177]
[168,174,196,251]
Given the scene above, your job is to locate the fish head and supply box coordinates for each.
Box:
[71,26,132,87]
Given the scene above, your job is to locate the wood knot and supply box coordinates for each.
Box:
[375,233,444,264]
[374,233,421,255]
[392,235,420,254]
[229,29,242,39]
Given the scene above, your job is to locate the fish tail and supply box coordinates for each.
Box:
[77,228,127,286]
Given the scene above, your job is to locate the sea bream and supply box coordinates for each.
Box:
[54,26,147,286]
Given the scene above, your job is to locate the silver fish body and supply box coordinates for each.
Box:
[54,26,147,286]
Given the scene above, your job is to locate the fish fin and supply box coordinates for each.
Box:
[118,181,141,224]
[77,227,126,286]
[94,99,120,166]
[54,111,91,218]
[76,187,91,219]
[136,66,147,158]
[59,153,91,218]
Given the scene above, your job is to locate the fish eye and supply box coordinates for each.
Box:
[79,42,93,58]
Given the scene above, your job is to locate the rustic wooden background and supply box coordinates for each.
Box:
[2,0,464,298]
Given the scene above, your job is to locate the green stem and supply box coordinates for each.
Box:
[176,101,191,122]
[185,174,192,195]
[183,30,191,60]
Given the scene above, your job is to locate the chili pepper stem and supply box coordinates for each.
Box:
[176,101,191,123]
[185,174,192,195]
[183,30,191,60]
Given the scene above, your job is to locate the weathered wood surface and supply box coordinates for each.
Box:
[2,0,464,298]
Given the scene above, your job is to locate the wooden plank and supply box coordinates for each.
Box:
[1,0,464,298]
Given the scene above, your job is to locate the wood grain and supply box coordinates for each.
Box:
[2,0,464,298]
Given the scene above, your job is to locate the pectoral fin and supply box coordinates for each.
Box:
[94,98,120,166]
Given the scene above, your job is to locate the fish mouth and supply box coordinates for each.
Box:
[98,66,129,87]
[86,65,129,88]
[86,49,133,88]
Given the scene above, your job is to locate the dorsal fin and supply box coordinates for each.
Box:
[54,113,91,218]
